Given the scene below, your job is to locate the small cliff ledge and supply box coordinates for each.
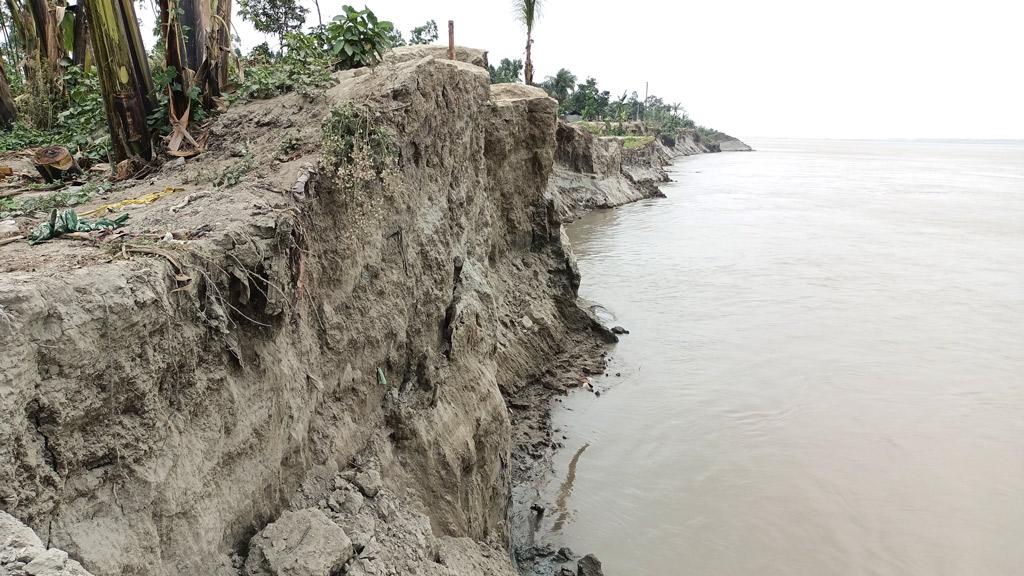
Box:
[546,122,751,221]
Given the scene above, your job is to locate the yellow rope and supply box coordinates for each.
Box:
[81,186,183,218]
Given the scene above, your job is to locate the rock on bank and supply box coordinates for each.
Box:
[0,47,605,575]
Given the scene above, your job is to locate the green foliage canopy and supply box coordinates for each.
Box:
[409,20,438,45]
[488,58,523,84]
[325,5,395,69]
[238,0,308,47]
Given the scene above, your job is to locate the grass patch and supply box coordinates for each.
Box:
[214,151,256,188]
[622,136,655,150]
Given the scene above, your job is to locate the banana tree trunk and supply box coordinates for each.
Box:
[84,0,156,161]
[160,0,190,117]
[192,0,230,105]
[6,0,38,79]
[174,0,230,108]
[0,59,16,128]
[25,0,64,83]
[212,0,231,89]
[180,0,209,71]
[70,1,90,70]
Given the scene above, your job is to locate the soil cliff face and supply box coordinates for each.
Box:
[0,49,604,576]
[546,122,750,221]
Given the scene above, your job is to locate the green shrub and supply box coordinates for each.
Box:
[58,67,110,160]
[0,68,109,160]
[409,20,438,45]
[235,33,335,101]
[325,6,395,70]
[488,58,523,84]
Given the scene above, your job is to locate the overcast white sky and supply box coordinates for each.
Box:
[141,0,1024,139]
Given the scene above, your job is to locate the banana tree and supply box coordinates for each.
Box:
[0,59,16,127]
[83,0,156,161]
[68,0,90,70]
[176,0,231,106]
[25,0,66,89]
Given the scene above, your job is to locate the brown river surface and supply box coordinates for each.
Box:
[542,139,1024,575]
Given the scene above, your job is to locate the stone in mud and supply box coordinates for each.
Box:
[244,509,353,576]
[578,554,604,576]
[353,470,383,498]
[0,512,43,550]
[0,513,95,576]
[23,549,68,575]
[327,490,346,513]
[0,219,19,238]
[610,326,629,335]
[347,490,366,513]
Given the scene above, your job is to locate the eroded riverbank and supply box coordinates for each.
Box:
[510,127,750,576]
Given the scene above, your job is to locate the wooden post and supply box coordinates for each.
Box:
[447,20,454,60]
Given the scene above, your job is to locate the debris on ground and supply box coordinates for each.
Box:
[27,209,129,244]
[0,511,96,576]
[82,186,182,217]
[169,191,209,214]
[245,509,354,576]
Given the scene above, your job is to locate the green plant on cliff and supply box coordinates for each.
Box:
[565,78,610,120]
[321,103,396,192]
[555,76,704,137]
[409,20,439,45]
[622,135,655,149]
[379,19,437,48]
[696,125,726,143]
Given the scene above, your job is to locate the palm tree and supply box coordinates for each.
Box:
[542,68,575,103]
[514,0,541,85]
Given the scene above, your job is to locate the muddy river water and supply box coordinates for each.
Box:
[543,139,1024,575]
